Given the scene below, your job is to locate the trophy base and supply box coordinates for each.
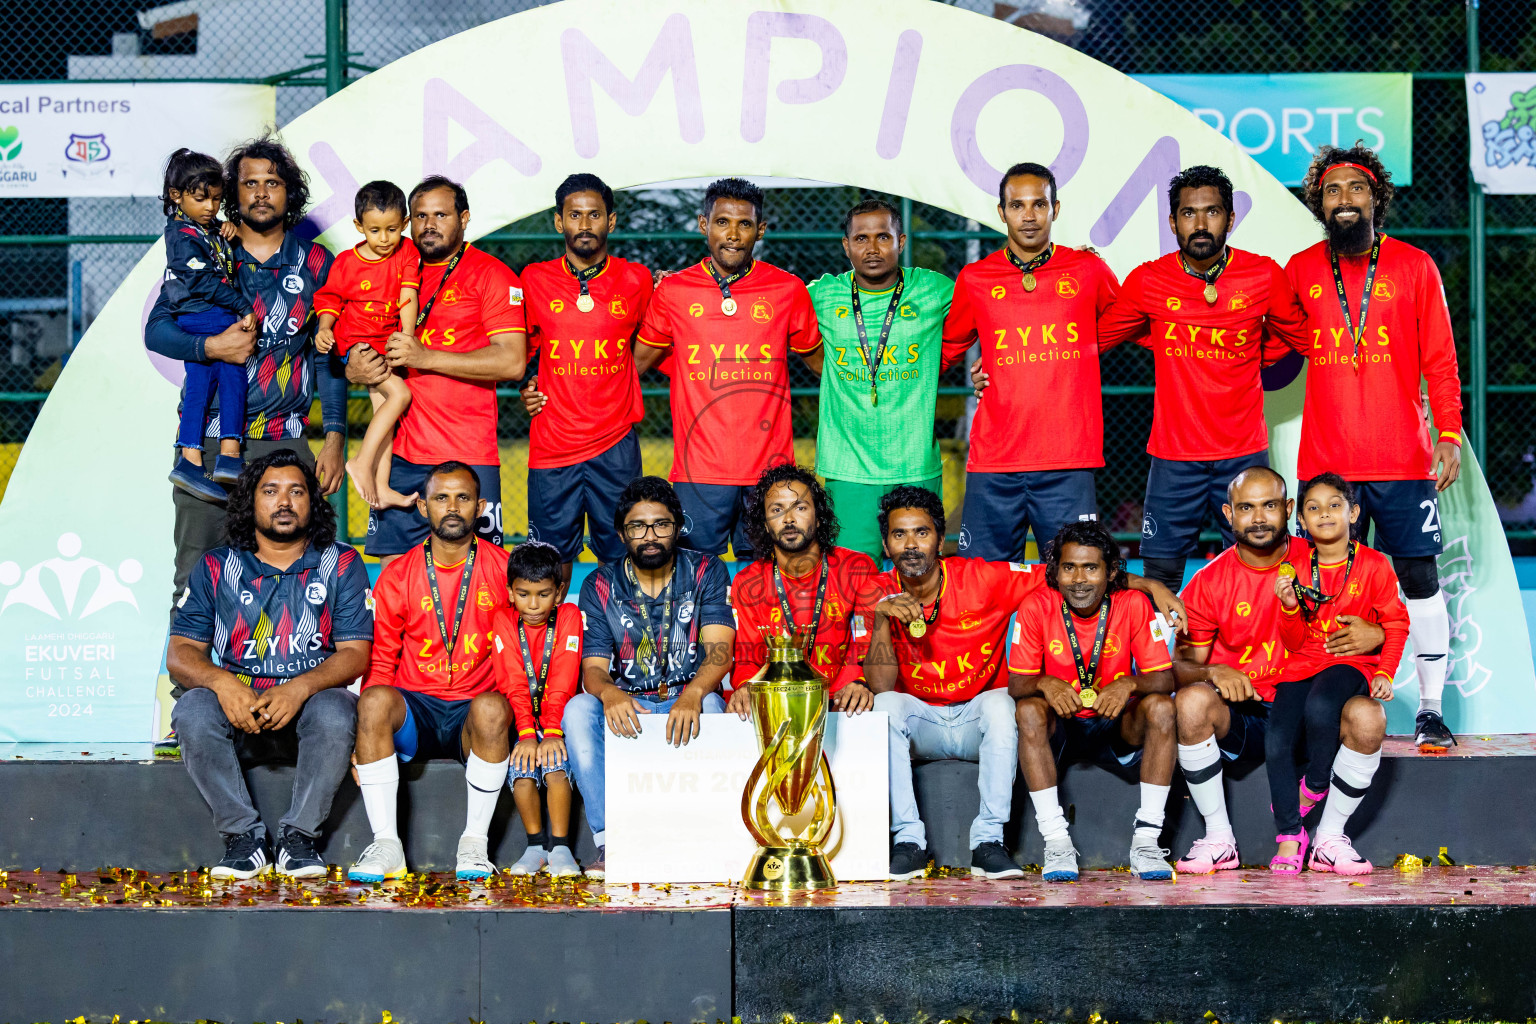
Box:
[741,844,837,892]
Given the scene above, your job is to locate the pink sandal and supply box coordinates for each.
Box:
[1299,780,1328,816]
[1269,830,1309,873]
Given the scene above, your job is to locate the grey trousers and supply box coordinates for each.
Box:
[172,686,357,839]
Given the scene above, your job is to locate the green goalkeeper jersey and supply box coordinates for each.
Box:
[809,266,951,485]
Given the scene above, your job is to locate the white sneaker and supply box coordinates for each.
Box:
[1129,832,1173,880]
[508,844,547,876]
[455,834,497,880]
[546,845,582,877]
[347,837,406,883]
[1042,835,1079,882]
[584,845,605,880]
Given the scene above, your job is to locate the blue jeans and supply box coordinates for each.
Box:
[562,688,727,846]
[875,688,1018,850]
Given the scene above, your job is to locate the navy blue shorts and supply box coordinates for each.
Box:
[958,469,1097,562]
[1051,711,1142,772]
[527,430,640,564]
[674,480,754,560]
[1215,698,1270,764]
[1353,479,1442,558]
[394,688,472,763]
[1141,452,1270,559]
[365,459,503,557]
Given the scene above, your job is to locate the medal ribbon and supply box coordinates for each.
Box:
[1059,596,1111,696]
[850,272,905,406]
[1329,235,1382,370]
[1180,246,1230,291]
[920,564,944,629]
[1296,541,1357,620]
[517,619,559,719]
[176,210,238,281]
[415,243,467,331]
[565,255,606,304]
[772,557,829,652]
[704,257,752,306]
[625,558,677,693]
[1004,244,1053,283]
[424,538,478,681]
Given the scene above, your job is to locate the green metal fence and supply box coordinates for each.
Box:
[1,0,1533,552]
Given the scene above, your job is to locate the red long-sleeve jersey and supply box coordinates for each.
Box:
[1277,542,1409,683]
[1283,236,1463,481]
[365,541,511,700]
[490,603,583,738]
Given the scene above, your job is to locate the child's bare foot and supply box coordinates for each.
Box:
[346,457,382,508]
[182,447,204,467]
[376,484,419,510]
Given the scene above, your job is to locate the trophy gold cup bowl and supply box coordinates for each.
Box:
[739,628,838,892]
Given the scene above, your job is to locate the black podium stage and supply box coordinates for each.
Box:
[4,735,1536,1023]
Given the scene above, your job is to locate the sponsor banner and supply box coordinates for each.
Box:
[0,0,1525,739]
[0,83,274,197]
[1466,73,1536,194]
[1136,73,1412,186]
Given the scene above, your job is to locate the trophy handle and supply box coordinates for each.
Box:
[741,719,790,848]
[754,702,830,839]
[806,749,838,848]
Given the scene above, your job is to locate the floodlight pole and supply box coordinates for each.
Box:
[325,0,349,96]
[1467,0,1486,456]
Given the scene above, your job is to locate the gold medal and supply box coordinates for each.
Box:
[576,293,595,313]
[870,390,878,407]
[722,297,738,316]
[908,618,927,639]
[1204,283,1218,304]
[1022,272,1037,292]
[1079,686,1098,709]
[1277,563,1297,581]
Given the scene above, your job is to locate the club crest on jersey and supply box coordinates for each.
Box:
[750,299,774,324]
[898,303,918,319]
[477,587,495,608]
[1228,291,1250,311]
[990,285,1007,300]
[549,298,565,313]
[1102,633,1122,657]
[1372,277,1396,301]
[610,296,629,318]
[1056,275,1079,298]
[834,306,851,319]
[677,598,695,624]
[507,286,523,305]
[1166,296,1182,311]
[281,273,303,295]
[239,590,254,605]
[565,634,580,652]
[186,257,206,271]
[306,581,327,604]
[688,303,704,318]
[442,287,461,304]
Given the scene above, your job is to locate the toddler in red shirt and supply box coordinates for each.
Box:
[314,180,419,510]
[490,542,585,878]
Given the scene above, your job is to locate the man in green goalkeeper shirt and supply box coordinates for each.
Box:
[810,200,952,561]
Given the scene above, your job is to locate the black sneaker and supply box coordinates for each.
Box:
[275,826,327,879]
[889,842,928,880]
[970,840,1024,879]
[211,827,269,879]
[1414,710,1457,753]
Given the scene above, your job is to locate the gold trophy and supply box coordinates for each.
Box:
[739,627,838,892]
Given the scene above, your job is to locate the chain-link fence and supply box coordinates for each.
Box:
[2,0,1533,555]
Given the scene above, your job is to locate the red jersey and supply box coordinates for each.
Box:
[1277,542,1409,683]
[729,547,884,693]
[313,238,422,356]
[874,557,1046,705]
[1098,248,1308,460]
[489,603,583,738]
[1009,587,1173,719]
[941,247,1120,471]
[1182,535,1313,701]
[365,540,511,701]
[520,255,652,468]
[1283,236,1463,480]
[393,246,526,466]
[638,259,821,485]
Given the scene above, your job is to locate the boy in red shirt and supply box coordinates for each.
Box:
[314,181,420,510]
[1269,473,1408,876]
[490,542,584,878]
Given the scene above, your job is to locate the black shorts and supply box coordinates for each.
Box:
[393,688,472,763]
[958,469,1097,562]
[364,459,503,557]
[1353,479,1443,558]
[1051,711,1142,771]
[1141,452,1270,559]
[674,480,754,560]
[527,430,640,564]
[1215,698,1270,764]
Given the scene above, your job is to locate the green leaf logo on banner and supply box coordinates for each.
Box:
[0,126,21,161]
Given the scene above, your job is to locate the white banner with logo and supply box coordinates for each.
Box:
[0,83,275,197]
[1467,73,1536,194]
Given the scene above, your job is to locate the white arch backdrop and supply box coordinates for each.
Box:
[0,0,1527,742]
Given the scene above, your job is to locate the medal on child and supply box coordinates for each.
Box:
[1329,235,1382,371]
[626,558,677,698]
[909,565,943,639]
[424,538,478,684]
[1060,595,1110,710]
[850,271,905,407]
[1294,541,1357,620]
[1005,244,1053,292]
[705,257,751,316]
[566,255,606,313]
[1181,246,1230,306]
[773,557,829,651]
[518,619,559,718]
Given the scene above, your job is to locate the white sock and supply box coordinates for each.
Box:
[1317,745,1381,838]
[1134,782,1171,838]
[463,752,509,840]
[1406,591,1450,714]
[1029,786,1070,843]
[355,755,400,843]
[1178,737,1232,839]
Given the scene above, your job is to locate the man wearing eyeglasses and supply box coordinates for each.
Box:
[561,475,736,878]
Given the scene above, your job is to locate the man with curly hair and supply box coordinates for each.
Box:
[727,464,884,717]
[1010,520,1177,882]
[1284,145,1463,752]
[167,450,373,880]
